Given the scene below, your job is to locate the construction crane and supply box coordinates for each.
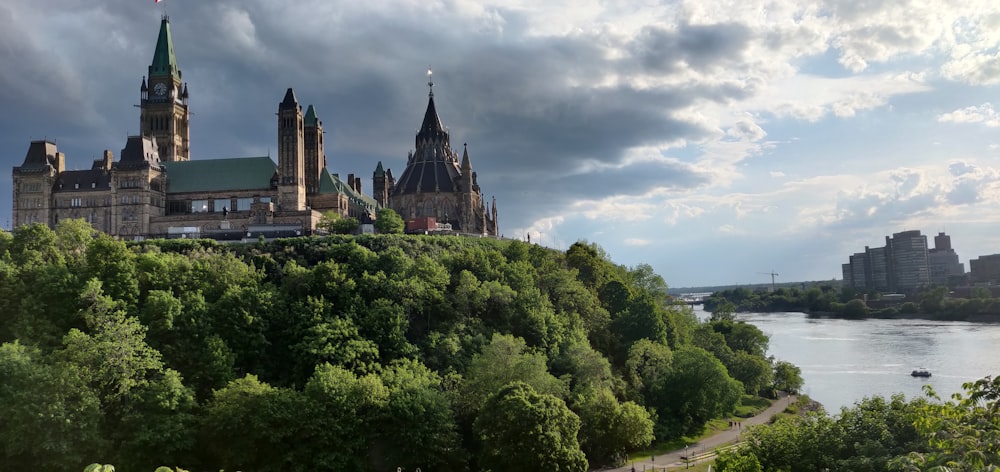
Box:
[759,271,779,292]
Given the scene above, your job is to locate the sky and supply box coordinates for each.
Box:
[3,0,1000,288]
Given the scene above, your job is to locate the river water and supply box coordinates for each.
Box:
[694,307,1000,412]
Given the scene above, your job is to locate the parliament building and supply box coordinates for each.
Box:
[11,17,498,239]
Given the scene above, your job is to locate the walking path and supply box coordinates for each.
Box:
[606,394,797,471]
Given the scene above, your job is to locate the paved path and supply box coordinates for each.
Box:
[605,394,796,471]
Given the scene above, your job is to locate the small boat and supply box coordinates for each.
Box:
[911,368,931,377]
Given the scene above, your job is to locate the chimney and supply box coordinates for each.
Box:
[55,152,66,173]
[102,150,113,170]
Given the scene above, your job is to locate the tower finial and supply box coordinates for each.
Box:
[427,67,434,97]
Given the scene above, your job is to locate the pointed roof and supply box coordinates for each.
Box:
[461,143,471,170]
[374,161,385,177]
[280,88,299,110]
[118,135,161,169]
[318,168,379,209]
[417,94,447,143]
[16,140,59,170]
[304,105,319,126]
[149,16,180,80]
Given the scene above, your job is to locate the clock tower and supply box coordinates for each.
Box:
[139,16,190,162]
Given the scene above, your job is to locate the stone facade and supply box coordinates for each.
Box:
[375,74,499,235]
[11,16,376,239]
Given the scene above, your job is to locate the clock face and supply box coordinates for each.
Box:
[153,82,168,96]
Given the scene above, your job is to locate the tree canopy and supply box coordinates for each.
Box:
[0,221,788,471]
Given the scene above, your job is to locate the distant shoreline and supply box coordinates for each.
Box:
[802,311,1000,323]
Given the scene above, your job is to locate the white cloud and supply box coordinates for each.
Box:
[624,238,652,246]
[938,103,1000,127]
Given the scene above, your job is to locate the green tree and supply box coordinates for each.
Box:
[624,338,672,399]
[714,448,763,472]
[711,301,737,321]
[201,374,308,471]
[0,228,12,259]
[0,342,104,469]
[919,286,948,314]
[773,360,803,394]
[112,369,198,471]
[84,234,139,309]
[895,377,1000,471]
[319,211,360,234]
[844,298,869,317]
[376,360,467,471]
[649,346,743,438]
[730,351,774,396]
[375,208,405,234]
[56,279,163,403]
[550,340,616,394]
[573,387,653,467]
[55,218,97,265]
[9,222,62,267]
[742,395,923,472]
[475,381,588,472]
[301,363,389,470]
[459,333,567,414]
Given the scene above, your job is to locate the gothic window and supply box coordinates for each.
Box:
[71,198,82,207]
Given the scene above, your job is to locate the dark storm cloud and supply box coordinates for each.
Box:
[632,23,753,73]
[489,157,711,225]
[0,0,760,230]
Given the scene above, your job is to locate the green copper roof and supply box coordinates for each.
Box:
[318,168,379,209]
[304,105,318,127]
[374,161,385,176]
[161,157,276,193]
[149,17,180,80]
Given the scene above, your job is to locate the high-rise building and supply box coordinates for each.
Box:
[928,232,965,286]
[849,252,868,290]
[867,246,891,291]
[842,230,938,293]
[970,254,1000,284]
[887,230,930,292]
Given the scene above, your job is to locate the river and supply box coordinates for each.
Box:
[694,307,1000,412]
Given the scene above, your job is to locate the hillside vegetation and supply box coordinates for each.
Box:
[0,221,793,472]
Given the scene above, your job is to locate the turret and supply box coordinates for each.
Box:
[277,88,306,211]
[303,104,325,195]
[373,161,389,207]
[139,16,189,161]
[461,143,473,192]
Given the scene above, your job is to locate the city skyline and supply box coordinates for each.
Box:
[4,0,1000,287]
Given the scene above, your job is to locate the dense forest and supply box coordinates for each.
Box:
[705,285,1000,319]
[0,220,796,472]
